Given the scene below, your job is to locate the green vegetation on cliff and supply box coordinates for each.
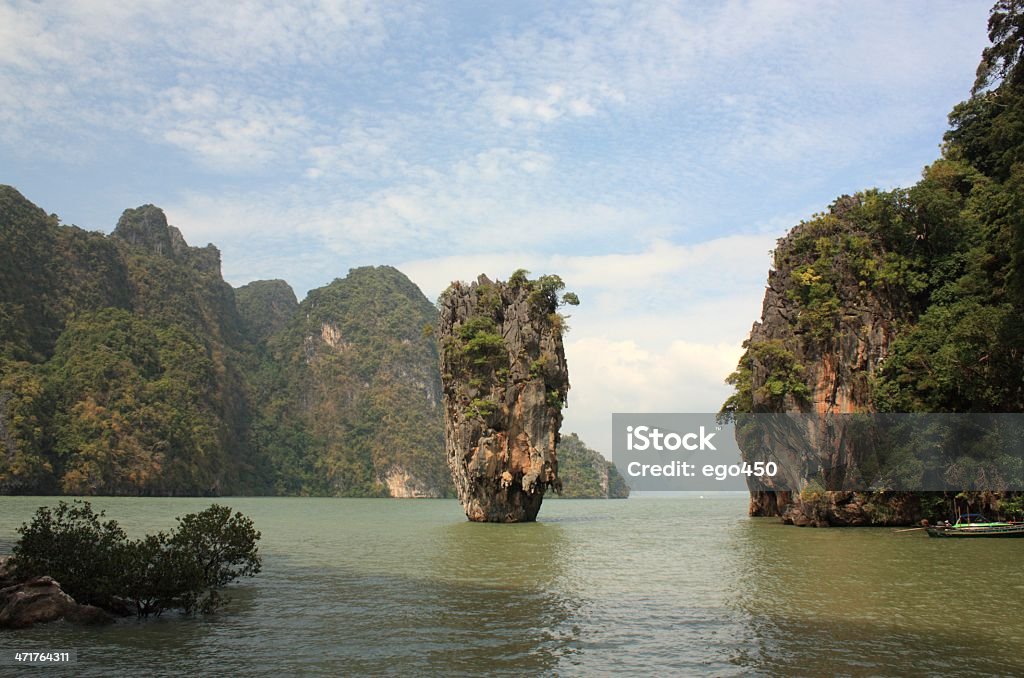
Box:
[235,280,298,347]
[0,192,253,494]
[725,0,1024,417]
[0,197,622,498]
[49,309,228,495]
[440,270,578,419]
[0,191,452,496]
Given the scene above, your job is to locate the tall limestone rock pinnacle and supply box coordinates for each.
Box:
[438,272,574,522]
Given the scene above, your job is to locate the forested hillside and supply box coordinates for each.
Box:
[0,195,254,495]
[0,193,447,496]
[251,266,451,497]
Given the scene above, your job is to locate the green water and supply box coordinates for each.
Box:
[1,496,1022,676]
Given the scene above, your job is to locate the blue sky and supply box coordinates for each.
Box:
[1,1,994,454]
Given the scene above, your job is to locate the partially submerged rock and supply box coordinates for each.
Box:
[0,575,113,630]
[780,490,923,528]
[438,273,574,522]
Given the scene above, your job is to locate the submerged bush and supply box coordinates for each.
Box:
[11,500,261,617]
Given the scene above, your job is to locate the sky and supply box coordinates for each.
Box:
[1,0,995,455]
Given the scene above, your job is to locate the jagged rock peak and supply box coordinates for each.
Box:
[438,271,574,522]
[112,205,175,256]
[0,185,55,231]
[112,205,221,273]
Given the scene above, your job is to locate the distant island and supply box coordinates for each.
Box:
[554,433,629,499]
[0,191,620,499]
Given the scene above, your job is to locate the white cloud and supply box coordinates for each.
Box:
[162,139,657,274]
[162,1,397,69]
[486,82,610,127]
[305,121,404,180]
[0,0,406,162]
[146,86,313,170]
[0,0,396,73]
[397,234,774,309]
[0,3,65,70]
[1,0,990,181]
[562,337,744,455]
[453,0,821,131]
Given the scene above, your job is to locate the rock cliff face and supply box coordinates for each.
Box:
[113,205,223,274]
[733,195,921,526]
[260,266,451,497]
[728,14,1024,525]
[438,274,571,522]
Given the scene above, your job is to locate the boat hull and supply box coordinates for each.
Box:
[926,525,1024,538]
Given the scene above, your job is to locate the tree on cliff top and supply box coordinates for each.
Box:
[974,0,1024,94]
[441,271,578,414]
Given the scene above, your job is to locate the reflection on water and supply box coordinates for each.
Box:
[424,521,579,674]
[1,496,1022,675]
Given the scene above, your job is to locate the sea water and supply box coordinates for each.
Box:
[1,495,1021,676]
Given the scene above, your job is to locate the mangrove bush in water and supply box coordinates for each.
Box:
[11,500,261,617]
